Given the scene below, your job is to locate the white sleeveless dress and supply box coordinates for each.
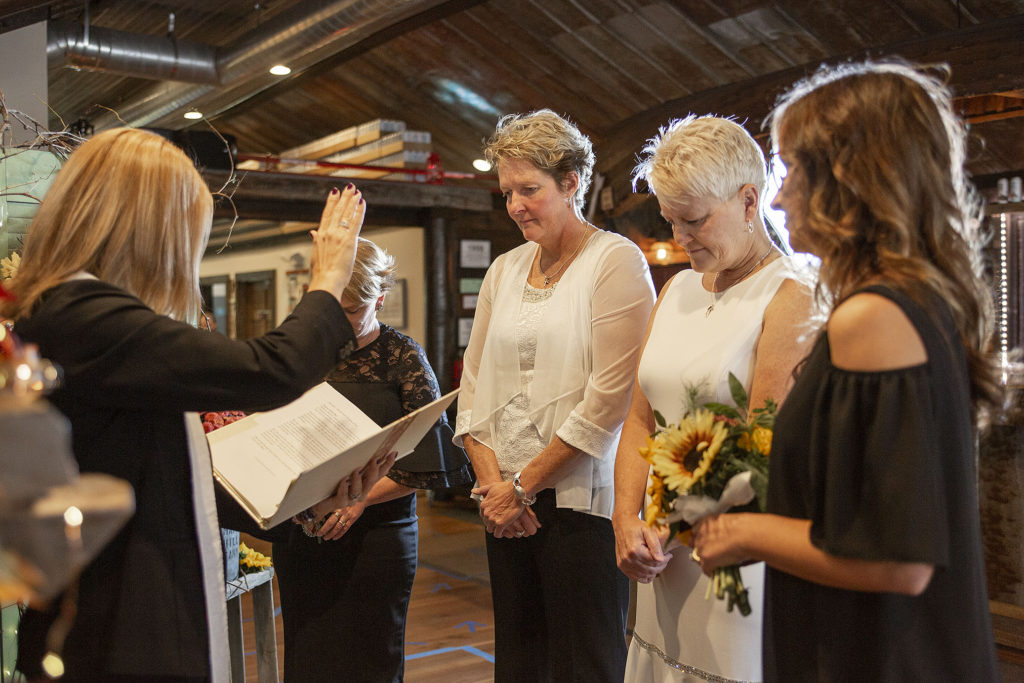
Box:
[625,258,792,683]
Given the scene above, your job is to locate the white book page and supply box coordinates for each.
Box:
[266,389,460,527]
[208,383,379,518]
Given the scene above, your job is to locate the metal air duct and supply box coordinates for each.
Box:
[47,20,218,83]
[46,0,449,131]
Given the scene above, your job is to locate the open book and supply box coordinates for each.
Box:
[208,382,459,529]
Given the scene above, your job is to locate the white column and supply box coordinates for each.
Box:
[0,21,48,146]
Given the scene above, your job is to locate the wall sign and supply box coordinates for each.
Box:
[459,239,492,268]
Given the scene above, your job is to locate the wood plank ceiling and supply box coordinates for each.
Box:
[10,0,1024,213]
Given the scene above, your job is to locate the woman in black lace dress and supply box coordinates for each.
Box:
[272,238,472,682]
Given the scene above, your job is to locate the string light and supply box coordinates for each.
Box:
[998,212,1009,384]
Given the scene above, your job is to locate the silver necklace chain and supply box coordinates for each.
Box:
[540,224,591,287]
[706,244,775,317]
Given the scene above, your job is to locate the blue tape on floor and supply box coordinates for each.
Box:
[405,645,494,663]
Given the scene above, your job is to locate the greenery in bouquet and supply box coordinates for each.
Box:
[641,372,775,616]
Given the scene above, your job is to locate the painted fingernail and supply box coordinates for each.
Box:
[330,187,339,195]
[346,183,354,190]
[358,197,365,205]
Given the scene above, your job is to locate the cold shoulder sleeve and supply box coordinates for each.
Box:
[806,363,950,567]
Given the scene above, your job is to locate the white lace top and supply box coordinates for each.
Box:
[493,283,554,478]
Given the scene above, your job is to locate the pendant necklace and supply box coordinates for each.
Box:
[706,244,775,317]
[540,224,591,287]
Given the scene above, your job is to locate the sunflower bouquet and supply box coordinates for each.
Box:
[641,373,775,616]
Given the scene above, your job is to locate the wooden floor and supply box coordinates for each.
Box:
[230,494,1024,683]
[237,492,495,682]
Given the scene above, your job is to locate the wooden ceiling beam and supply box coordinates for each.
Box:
[595,14,1024,183]
[966,109,1024,125]
[203,169,493,223]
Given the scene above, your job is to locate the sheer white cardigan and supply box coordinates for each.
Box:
[454,230,655,517]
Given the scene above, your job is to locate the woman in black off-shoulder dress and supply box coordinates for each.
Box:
[272,239,471,683]
[689,61,1001,681]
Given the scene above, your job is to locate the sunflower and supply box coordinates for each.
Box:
[644,470,667,527]
[640,409,727,494]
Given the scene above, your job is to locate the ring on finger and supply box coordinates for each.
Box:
[690,548,702,564]
[339,219,350,228]
[515,530,525,538]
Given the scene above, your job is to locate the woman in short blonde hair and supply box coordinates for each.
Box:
[615,115,812,682]
[456,110,655,680]
[11,128,390,682]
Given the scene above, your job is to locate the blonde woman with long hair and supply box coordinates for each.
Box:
[11,128,389,682]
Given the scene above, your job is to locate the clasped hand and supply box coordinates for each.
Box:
[472,480,541,539]
[296,450,396,539]
[613,515,673,583]
[690,513,752,575]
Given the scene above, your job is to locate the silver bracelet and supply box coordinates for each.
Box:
[512,470,537,506]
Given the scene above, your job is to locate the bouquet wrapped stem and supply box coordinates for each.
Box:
[642,373,775,617]
[708,564,751,616]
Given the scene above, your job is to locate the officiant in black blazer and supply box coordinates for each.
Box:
[8,128,390,683]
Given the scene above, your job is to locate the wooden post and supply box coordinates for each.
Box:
[251,580,279,683]
[426,213,452,393]
[226,595,245,682]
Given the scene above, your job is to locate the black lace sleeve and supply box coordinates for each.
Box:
[389,333,443,415]
[382,327,472,489]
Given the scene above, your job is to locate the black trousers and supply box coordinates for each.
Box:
[484,489,629,683]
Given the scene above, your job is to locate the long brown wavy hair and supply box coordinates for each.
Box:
[768,60,1001,418]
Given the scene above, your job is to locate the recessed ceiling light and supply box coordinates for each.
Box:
[183,110,203,120]
[269,64,292,76]
[472,158,492,172]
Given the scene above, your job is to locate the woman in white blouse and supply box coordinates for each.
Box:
[454,109,655,681]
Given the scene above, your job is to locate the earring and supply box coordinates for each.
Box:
[375,302,383,311]
[746,221,754,233]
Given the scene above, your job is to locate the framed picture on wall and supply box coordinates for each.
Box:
[459,239,491,268]
[462,294,478,310]
[285,268,310,315]
[458,317,474,347]
[379,278,407,329]
[459,277,484,294]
